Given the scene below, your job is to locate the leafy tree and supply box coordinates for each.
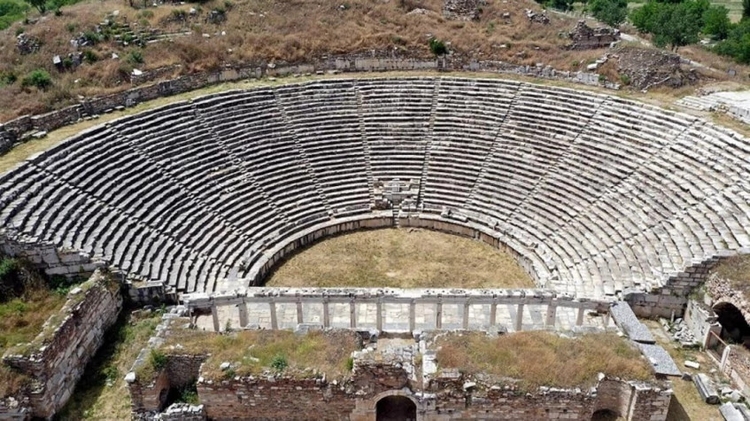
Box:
[714,20,750,63]
[744,0,750,20]
[629,0,709,50]
[23,0,46,14]
[703,5,731,40]
[588,0,628,27]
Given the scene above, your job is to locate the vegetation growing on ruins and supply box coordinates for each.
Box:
[154,328,361,381]
[58,310,163,420]
[267,229,535,289]
[435,331,652,390]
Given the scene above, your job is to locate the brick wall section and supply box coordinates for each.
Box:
[0,271,122,419]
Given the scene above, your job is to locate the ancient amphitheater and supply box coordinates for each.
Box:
[2,76,748,301]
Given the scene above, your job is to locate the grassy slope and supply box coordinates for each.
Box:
[266,228,535,289]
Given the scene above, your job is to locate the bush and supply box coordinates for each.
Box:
[82,30,102,45]
[0,71,16,86]
[703,5,731,40]
[429,38,448,56]
[149,349,167,371]
[0,0,29,30]
[21,69,52,90]
[270,354,288,371]
[83,49,98,64]
[126,50,144,65]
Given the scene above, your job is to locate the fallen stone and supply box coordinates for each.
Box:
[684,360,700,369]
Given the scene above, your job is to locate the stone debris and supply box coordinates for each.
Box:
[568,20,620,50]
[684,360,700,369]
[720,402,744,421]
[525,9,549,24]
[616,46,699,90]
[16,33,41,55]
[443,0,485,20]
[611,302,655,344]
[635,343,682,377]
[694,373,720,404]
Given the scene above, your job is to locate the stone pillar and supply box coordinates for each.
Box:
[576,306,585,327]
[296,298,303,324]
[238,301,248,328]
[515,303,524,332]
[436,299,443,330]
[409,300,416,333]
[545,300,557,327]
[269,300,278,330]
[376,298,383,331]
[211,304,220,332]
[350,300,356,329]
[490,299,497,326]
[462,299,470,330]
[603,310,611,328]
[323,298,330,328]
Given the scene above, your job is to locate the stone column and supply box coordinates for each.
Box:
[323,297,330,328]
[350,300,356,329]
[296,298,304,324]
[545,300,557,327]
[409,300,416,333]
[462,299,470,330]
[436,299,443,330]
[376,298,383,332]
[490,299,497,327]
[576,306,585,327]
[238,301,249,328]
[211,304,220,332]
[269,300,278,330]
[515,303,524,332]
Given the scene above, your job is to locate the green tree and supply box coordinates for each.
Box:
[744,0,750,20]
[714,20,750,63]
[23,0,46,14]
[703,5,731,40]
[588,0,628,27]
[429,38,448,56]
[630,0,709,50]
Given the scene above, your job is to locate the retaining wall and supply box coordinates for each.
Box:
[0,270,122,419]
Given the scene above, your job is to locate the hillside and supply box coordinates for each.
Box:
[0,0,747,122]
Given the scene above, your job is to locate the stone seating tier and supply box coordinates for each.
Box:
[1,77,748,300]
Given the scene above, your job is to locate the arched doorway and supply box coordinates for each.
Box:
[376,395,417,421]
[591,409,620,421]
[713,302,750,346]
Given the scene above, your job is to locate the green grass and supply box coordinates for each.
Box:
[0,289,68,354]
[57,309,163,420]
[435,331,653,390]
[266,228,535,289]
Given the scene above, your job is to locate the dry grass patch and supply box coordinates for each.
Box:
[712,254,750,302]
[0,288,67,354]
[161,328,360,380]
[266,228,535,289]
[435,331,652,390]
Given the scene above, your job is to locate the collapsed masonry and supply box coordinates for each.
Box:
[568,20,620,50]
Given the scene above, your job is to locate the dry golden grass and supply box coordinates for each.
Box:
[711,254,750,302]
[435,331,653,390]
[266,228,535,289]
[162,328,360,380]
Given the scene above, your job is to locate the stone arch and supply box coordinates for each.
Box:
[713,301,750,346]
[376,395,417,421]
[591,409,620,421]
[370,390,421,421]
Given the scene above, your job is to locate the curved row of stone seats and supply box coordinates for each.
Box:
[2,77,750,299]
[421,78,519,210]
[357,77,434,183]
[275,80,371,213]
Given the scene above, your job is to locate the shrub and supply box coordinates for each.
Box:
[0,71,16,86]
[587,0,628,27]
[127,50,144,65]
[619,74,631,85]
[82,30,101,45]
[21,69,52,90]
[83,49,98,64]
[270,354,288,371]
[149,349,167,371]
[429,38,448,56]
[65,22,76,32]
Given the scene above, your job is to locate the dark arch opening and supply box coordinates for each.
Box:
[376,395,417,421]
[591,409,620,421]
[714,302,750,346]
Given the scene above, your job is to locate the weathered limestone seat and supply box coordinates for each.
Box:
[1,77,749,299]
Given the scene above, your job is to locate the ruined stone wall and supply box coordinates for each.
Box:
[0,234,103,278]
[0,271,122,419]
[197,377,356,421]
[722,346,750,395]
